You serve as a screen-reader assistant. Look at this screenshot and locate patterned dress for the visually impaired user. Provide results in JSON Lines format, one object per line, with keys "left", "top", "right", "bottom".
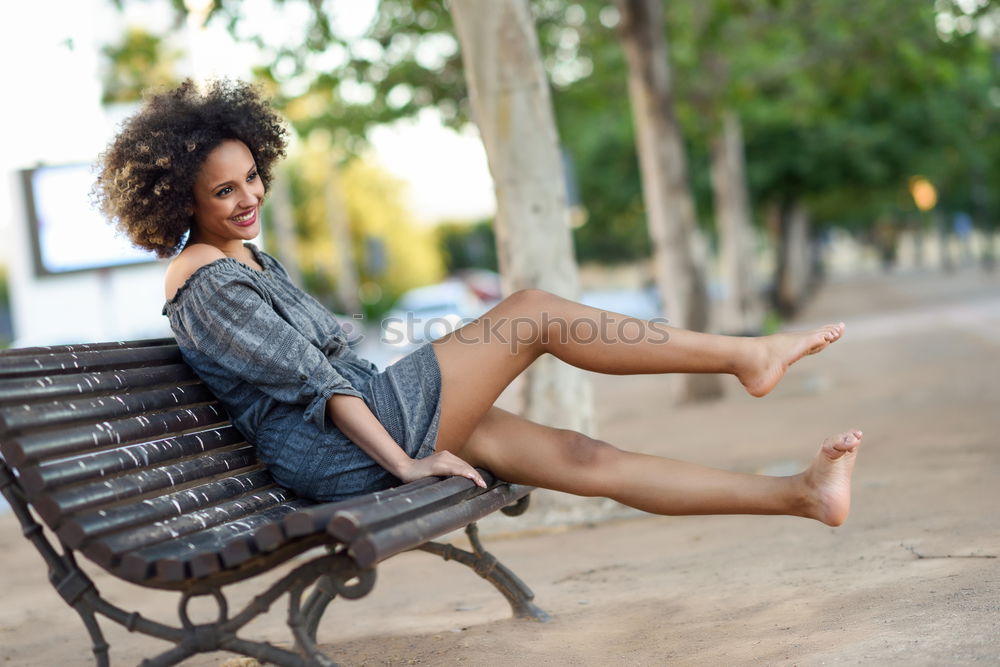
{"left": 163, "top": 244, "right": 442, "bottom": 501}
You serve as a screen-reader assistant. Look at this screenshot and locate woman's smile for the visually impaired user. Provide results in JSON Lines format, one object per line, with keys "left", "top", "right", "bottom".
{"left": 230, "top": 207, "right": 258, "bottom": 226}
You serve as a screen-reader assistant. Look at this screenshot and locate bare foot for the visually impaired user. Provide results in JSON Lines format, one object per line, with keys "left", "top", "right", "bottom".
{"left": 737, "top": 323, "right": 845, "bottom": 397}
{"left": 798, "top": 430, "right": 863, "bottom": 526}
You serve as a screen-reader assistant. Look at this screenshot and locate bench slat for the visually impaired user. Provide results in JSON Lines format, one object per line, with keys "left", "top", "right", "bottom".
{"left": 85, "top": 486, "right": 292, "bottom": 568}
{"left": 21, "top": 426, "right": 244, "bottom": 495}
{"left": 0, "top": 338, "right": 174, "bottom": 359}
{"left": 281, "top": 477, "right": 440, "bottom": 539}
{"left": 327, "top": 470, "right": 498, "bottom": 542}
{"left": 0, "top": 364, "right": 197, "bottom": 405}
{"left": 1, "top": 403, "right": 229, "bottom": 466}
{"left": 58, "top": 468, "right": 273, "bottom": 549}
{"left": 188, "top": 501, "right": 314, "bottom": 580}
{"left": 351, "top": 483, "right": 533, "bottom": 568}
{"left": 118, "top": 501, "right": 310, "bottom": 583}
{"left": 241, "top": 478, "right": 444, "bottom": 567}
{"left": 220, "top": 503, "right": 319, "bottom": 569}
{"left": 0, "top": 344, "right": 182, "bottom": 379}
{"left": 0, "top": 383, "right": 215, "bottom": 432}
{"left": 33, "top": 446, "right": 259, "bottom": 525}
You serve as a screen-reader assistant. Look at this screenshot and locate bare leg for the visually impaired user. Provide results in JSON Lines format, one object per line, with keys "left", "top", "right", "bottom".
{"left": 431, "top": 289, "right": 844, "bottom": 451}
{"left": 455, "top": 407, "right": 862, "bottom": 527}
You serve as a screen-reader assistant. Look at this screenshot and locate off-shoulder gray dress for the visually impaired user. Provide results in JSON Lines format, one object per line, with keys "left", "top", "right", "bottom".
{"left": 162, "top": 244, "right": 442, "bottom": 502}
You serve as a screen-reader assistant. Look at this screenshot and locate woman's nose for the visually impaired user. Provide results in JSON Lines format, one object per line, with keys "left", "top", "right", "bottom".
{"left": 237, "top": 184, "right": 262, "bottom": 206}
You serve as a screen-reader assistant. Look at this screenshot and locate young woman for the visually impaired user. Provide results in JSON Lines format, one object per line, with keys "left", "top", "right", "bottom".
{"left": 95, "top": 80, "right": 861, "bottom": 527}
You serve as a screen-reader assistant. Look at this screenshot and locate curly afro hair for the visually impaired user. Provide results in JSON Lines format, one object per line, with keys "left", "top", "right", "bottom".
{"left": 94, "top": 79, "right": 287, "bottom": 258}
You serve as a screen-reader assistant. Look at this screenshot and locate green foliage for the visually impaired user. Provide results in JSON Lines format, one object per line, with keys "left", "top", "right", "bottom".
{"left": 436, "top": 220, "right": 498, "bottom": 272}
{"left": 275, "top": 135, "right": 446, "bottom": 319}
{"left": 103, "top": 0, "right": 1000, "bottom": 265}
{"left": 0, "top": 264, "right": 10, "bottom": 349}
{"left": 673, "top": 0, "right": 998, "bottom": 232}
{"left": 232, "top": 0, "right": 468, "bottom": 157}
{"left": 539, "top": 2, "right": 652, "bottom": 263}
{"left": 101, "top": 27, "right": 182, "bottom": 103}
{"left": 0, "top": 264, "right": 8, "bottom": 308}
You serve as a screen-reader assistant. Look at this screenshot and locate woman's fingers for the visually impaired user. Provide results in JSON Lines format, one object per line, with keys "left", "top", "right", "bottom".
{"left": 429, "top": 452, "right": 487, "bottom": 488}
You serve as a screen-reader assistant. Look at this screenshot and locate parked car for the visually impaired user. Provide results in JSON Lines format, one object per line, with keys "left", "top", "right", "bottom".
{"left": 579, "top": 286, "right": 663, "bottom": 322}
{"left": 381, "top": 279, "right": 490, "bottom": 351}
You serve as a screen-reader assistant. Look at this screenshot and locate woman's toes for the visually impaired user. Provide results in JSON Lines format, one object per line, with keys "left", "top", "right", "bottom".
{"left": 835, "top": 435, "right": 855, "bottom": 452}
{"left": 821, "top": 431, "right": 859, "bottom": 456}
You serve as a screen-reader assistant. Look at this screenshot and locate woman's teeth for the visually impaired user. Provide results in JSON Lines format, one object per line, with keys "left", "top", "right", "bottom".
{"left": 232, "top": 210, "right": 255, "bottom": 222}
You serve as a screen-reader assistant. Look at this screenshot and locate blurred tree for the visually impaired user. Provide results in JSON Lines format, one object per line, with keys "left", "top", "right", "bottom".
{"left": 265, "top": 169, "right": 304, "bottom": 287}
{"left": 272, "top": 132, "right": 446, "bottom": 319}
{"left": 614, "top": 0, "right": 722, "bottom": 401}
{"left": 436, "top": 220, "right": 498, "bottom": 273}
{"left": 100, "top": 26, "right": 182, "bottom": 104}
{"left": 662, "top": 0, "right": 998, "bottom": 312}
{"left": 533, "top": 3, "right": 649, "bottom": 265}
{"left": 450, "top": 0, "right": 593, "bottom": 433}
{"left": 103, "top": 0, "right": 1000, "bottom": 293}
{"left": 0, "top": 265, "right": 11, "bottom": 348}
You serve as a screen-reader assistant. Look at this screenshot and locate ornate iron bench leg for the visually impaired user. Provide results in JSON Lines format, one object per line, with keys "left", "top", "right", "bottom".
{"left": 300, "top": 546, "right": 341, "bottom": 642}
{"left": 139, "top": 644, "right": 198, "bottom": 667}
{"left": 419, "top": 523, "right": 550, "bottom": 622}
{"left": 288, "top": 580, "right": 339, "bottom": 667}
{"left": 288, "top": 552, "right": 376, "bottom": 666}
{"left": 2, "top": 464, "right": 113, "bottom": 666}
{"left": 58, "top": 552, "right": 111, "bottom": 667}
{"left": 303, "top": 575, "right": 338, "bottom": 642}
{"left": 73, "top": 602, "right": 111, "bottom": 667}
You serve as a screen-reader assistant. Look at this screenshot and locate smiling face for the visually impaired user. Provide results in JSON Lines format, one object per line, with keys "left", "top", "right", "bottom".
{"left": 189, "top": 139, "right": 265, "bottom": 250}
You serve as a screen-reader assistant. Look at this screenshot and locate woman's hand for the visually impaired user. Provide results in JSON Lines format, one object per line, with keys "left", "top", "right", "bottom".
{"left": 324, "top": 395, "right": 486, "bottom": 489}
{"left": 396, "top": 451, "right": 488, "bottom": 488}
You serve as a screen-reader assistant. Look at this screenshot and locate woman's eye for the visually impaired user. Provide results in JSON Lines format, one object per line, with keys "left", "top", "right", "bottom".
{"left": 215, "top": 186, "right": 233, "bottom": 197}
{"left": 247, "top": 170, "right": 258, "bottom": 182}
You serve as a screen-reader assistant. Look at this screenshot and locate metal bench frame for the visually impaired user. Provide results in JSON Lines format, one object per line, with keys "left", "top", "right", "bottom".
{"left": 0, "top": 339, "right": 548, "bottom": 666}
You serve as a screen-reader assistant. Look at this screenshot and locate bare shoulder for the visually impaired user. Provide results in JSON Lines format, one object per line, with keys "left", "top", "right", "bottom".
{"left": 164, "top": 244, "right": 228, "bottom": 301}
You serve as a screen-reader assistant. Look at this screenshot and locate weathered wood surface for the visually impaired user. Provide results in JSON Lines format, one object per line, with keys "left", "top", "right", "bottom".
{"left": 350, "top": 482, "right": 532, "bottom": 568}
{"left": 120, "top": 500, "right": 312, "bottom": 583}
{"left": 58, "top": 467, "right": 270, "bottom": 549}
{"left": 0, "top": 363, "right": 196, "bottom": 404}
{"left": 1, "top": 402, "right": 229, "bottom": 466}
{"left": 24, "top": 426, "right": 244, "bottom": 494}
{"left": 87, "top": 486, "right": 294, "bottom": 569}
{"left": 1, "top": 338, "right": 532, "bottom": 592}
{"left": 281, "top": 477, "right": 439, "bottom": 538}
{"left": 327, "top": 470, "right": 499, "bottom": 541}
{"left": 33, "top": 446, "right": 259, "bottom": 525}
{"left": 0, "top": 343, "right": 181, "bottom": 378}
{"left": 0, "top": 383, "right": 215, "bottom": 432}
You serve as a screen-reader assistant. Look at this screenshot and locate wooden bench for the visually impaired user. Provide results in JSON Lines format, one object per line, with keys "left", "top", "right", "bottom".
{"left": 0, "top": 338, "right": 547, "bottom": 666}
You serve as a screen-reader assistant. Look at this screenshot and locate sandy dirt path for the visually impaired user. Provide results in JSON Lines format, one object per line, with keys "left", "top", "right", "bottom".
{"left": 1, "top": 268, "right": 998, "bottom": 665}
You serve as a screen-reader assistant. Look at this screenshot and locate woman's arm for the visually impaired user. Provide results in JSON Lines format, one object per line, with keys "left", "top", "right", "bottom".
{"left": 326, "top": 394, "right": 487, "bottom": 488}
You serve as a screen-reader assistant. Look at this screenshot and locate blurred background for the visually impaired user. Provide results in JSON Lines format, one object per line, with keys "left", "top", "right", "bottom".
{"left": 0, "top": 0, "right": 997, "bottom": 368}
{"left": 2, "top": 4, "right": 998, "bottom": 654}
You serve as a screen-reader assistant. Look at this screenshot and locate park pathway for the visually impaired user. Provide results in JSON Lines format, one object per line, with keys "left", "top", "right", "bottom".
{"left": 1, "top": 267, "right": 997, "bottom": 665}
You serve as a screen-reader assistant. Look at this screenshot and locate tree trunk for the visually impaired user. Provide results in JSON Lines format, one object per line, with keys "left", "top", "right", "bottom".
{"left": 774, "top": 199, "right": 813, "bottom": 316}
{"left": 710, "top": 110, "right": 764, "bottom": 335}
{"left": 934, "top": 212, "right": 954, "bottom": 273}
{"left": 450, "top": 0, "right": 593, "bottom": 434}
{"left": 614, "top": 0, "right": 722, "bottom": 401}
{"left": 324, "top": 165, "right": 362, "bottom": 315}
{"left": 268, "top": 171, "right": 302, "bottom": 287}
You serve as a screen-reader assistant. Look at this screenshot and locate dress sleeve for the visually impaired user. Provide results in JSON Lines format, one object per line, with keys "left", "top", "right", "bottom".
{"left": 174, "top": 261, "right": 364, "bottom": 431}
